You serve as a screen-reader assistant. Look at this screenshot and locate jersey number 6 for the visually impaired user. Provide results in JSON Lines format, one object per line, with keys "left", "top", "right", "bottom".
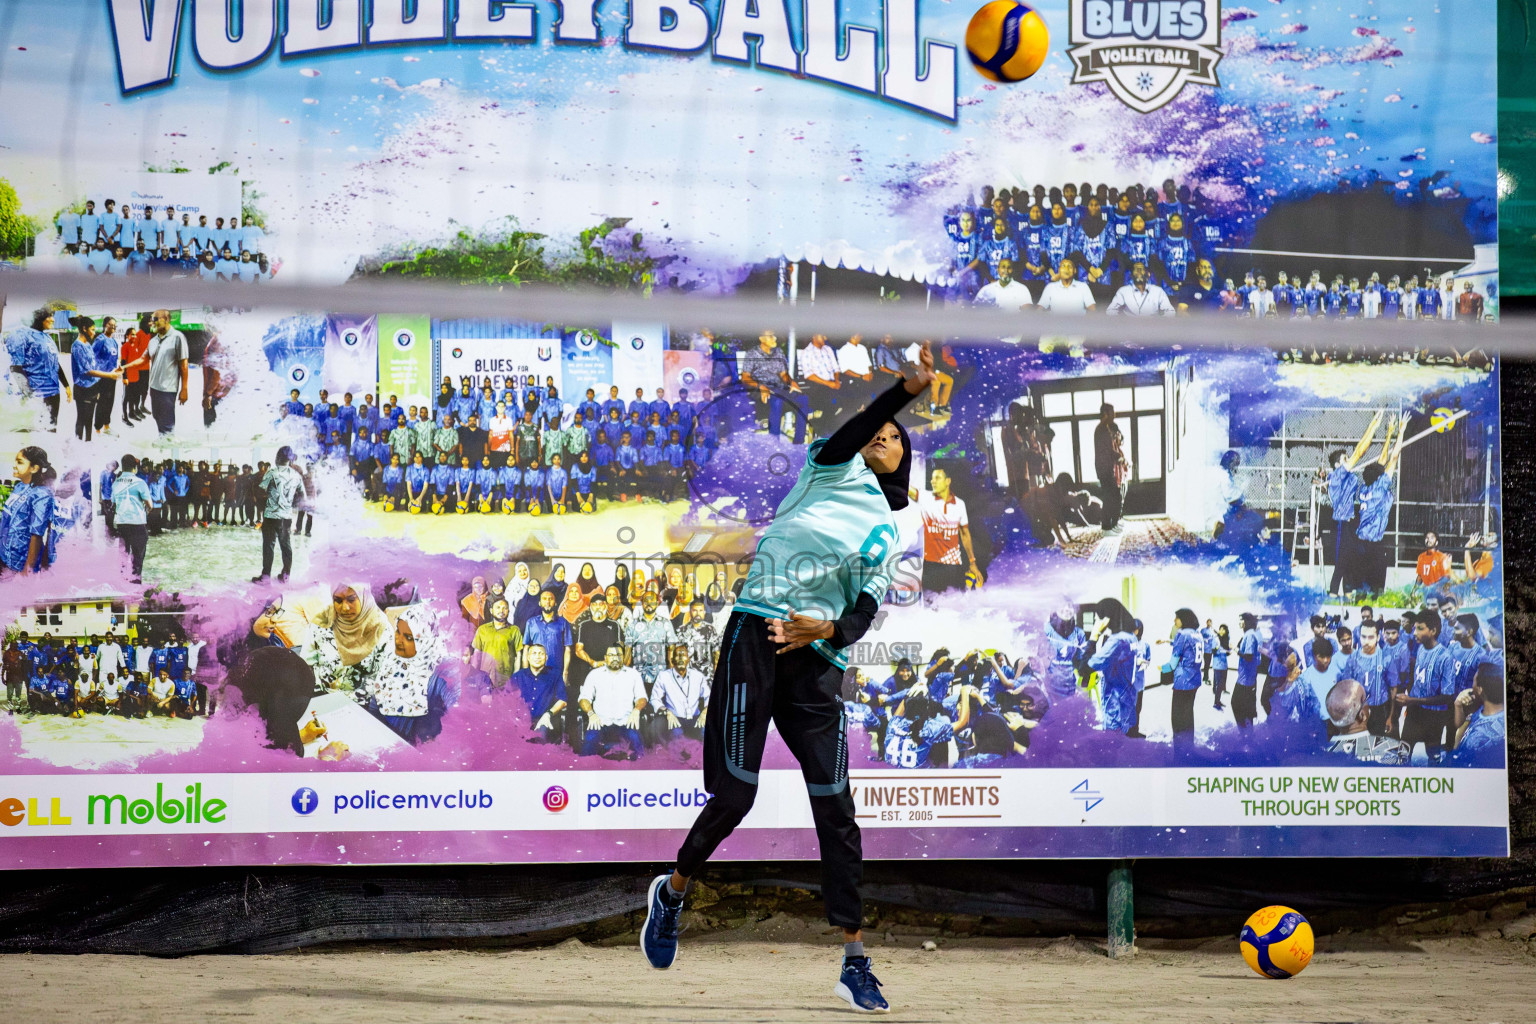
{"left": 858, "top": 524, "right": 898, "bottom": 568}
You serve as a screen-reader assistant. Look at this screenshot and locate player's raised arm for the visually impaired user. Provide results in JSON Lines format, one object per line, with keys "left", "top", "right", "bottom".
{"left": 1345, "top": 410, "right": 1383, "bottom": 470}
{"left": 813, "top": 341, "right": 934, "bottom": 467}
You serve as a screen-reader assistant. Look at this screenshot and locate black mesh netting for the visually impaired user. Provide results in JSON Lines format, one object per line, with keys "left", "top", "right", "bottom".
{"left": 1, "top": 345, "right": 1532, "bottom": 956}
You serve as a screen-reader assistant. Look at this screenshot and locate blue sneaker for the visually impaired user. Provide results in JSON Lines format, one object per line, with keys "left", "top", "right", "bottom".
{"left": 835, "top": 956, "right": 889, "bottom": 1013}
{"left": 640, "top": 874, "right": 683, "bottom": 969}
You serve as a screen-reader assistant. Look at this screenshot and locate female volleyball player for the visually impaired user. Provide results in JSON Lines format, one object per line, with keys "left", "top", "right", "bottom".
{"left": 640, "top": 341, "right": 936, "bottom": 1013}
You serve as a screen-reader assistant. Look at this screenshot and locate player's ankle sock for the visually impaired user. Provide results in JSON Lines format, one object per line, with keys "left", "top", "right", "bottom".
{"left": 843, "top": 941, "right": 865, "bottom": 961}
{"left": 664, "top": 876, "right": 687, "bottom": 902}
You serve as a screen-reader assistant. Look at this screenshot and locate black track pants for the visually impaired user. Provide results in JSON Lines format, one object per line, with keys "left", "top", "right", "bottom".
{"left": 675, "top": 611, "right": 863, "bottom": 930}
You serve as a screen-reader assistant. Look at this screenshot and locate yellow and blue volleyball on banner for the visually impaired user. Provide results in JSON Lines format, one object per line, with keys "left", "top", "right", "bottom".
{"left": 966, "top": 1, "right": 1050, "bottom": 83}
{"left": 1240, "top": 906, "right": 1314, "bottom": 979}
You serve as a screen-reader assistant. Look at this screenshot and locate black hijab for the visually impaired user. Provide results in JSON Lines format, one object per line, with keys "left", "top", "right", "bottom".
{"left": 876, "top": 419, "right": 913, "bottom": 511}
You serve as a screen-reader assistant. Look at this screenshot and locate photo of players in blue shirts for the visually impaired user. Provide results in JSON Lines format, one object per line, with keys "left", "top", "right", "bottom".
{"left": 51, "top": 197, "right": 275, "bottom": 285}
{"left": 1, "top": 599, "right": 213, "bottom": 757}
{"left": 941, "top": 180, "right": 1495, "bottom": 323}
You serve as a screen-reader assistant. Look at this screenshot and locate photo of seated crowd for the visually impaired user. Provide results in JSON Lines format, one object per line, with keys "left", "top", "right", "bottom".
{"left": 5, "top": 304, "right": 231, "bottom": 438}
{"left": 705, "top": 328, "right": 960, "bottom": 432}
{"left": 1025, "top": 585, "right": 1504, "bottom": 768}
{"left": 283, "top": 377, "right": 720, "bottom": 516}
{"left": 2, "top": 599, "right": 212, "bottom": 729}
{"left": 226, "top": 579, "right": 458, "bottom": 758}
{"left": 941, "top": 178, "right": 1494, "bottom": 321}
{"left": 51, "top": 199, "right": 275, "bottom": 283}
{"left": 458, "top": 556, "right": 736, "bottom": 760}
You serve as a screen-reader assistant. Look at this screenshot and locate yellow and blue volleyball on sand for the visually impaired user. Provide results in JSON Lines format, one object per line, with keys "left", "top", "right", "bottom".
{"left": 1240, "top": 906, "right": 1314, "bottom": 979}
{"left": 966, "top": 1, "right": 1049, "bottom": 83}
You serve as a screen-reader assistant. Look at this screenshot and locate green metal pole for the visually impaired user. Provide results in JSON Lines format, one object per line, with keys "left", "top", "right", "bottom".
{"left": 1107, "top": 859, "right": 1135, "bottom": 959}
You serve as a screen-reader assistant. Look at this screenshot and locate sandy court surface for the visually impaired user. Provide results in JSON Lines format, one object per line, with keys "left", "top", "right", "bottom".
{"left": 4, "top": 933, "right": 1532, "bottom": 1023}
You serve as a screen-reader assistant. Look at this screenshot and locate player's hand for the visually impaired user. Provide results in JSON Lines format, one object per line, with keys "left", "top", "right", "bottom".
{"left": 902, "top": 342, "right": 936, "bottom": 396}
{"left": 179, "top": 386, "right": 188, "bottom": 405}
{"left": 767, "top": 612, "right": 834, "bottom": 653}
{"left": 965, "top": 567, "right": 986, "bottom": 587}
{"left": 665, "top": 712, "right": 680, "bottom": 730}
{"left": 695, "top": 709, "right": 707, "bottom": 728}
{"left": 1455, "top": 689, "right": 1476, "bottom": 710}
{"left": 534, "top": 712, "right": 553, "bottom": 731}
{"left": 625, "top": 709, "right": 642, "bottom": 730}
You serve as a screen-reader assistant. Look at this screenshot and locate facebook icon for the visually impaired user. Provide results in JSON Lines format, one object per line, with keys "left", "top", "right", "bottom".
{"left": 291, "top": 787, "right": 319, "bottom": 815}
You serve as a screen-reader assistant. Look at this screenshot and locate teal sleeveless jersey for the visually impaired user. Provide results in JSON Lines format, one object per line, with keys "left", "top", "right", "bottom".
{"left": 735, "top": 439, "right": 900, "bottom": 669}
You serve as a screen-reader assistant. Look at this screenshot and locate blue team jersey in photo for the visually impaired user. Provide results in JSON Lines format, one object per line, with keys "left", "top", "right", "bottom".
{"left": 1408, "top": 643, "right": 1456, "bottom": 709}
{"left": 1019, "top": 225, "right": 1046, "bottom": 269}
{"left": 1458, "top": 708, "right": 1505, "bottom": 755}
{"left": 1073, "top": 228, "right": 1111, "bottom": 274}
{"left": 1043, "top": 625, "right": 1086, "bottom": 697}
{"left": 1088, "top": 631, "right": 1138, "bottom": 731}
{"left": 735, "top": 438, "right": 899, "bottom": 670}
{"left": 950, "top": 231, "right": 982, "bottom": 273}
{"left": 1344, "top": 289, "right": 1363, "bottom": 316}
{"left": 1172, "top": 628, "right": 1203, "bottom": 690}
{"left": 1121, "top": 232, "right": 1153, "bottom": 268}
{"left": 1355, "top": 476, "right": 1393, "bottom": 542}
{"left": 1159, "top": 235, "right": 1195, "bottom": 284}
{"left": 1042, "top": 222, "right": 1072, "bottom": 265}
{"left": 884, "top": 715, "right": 952, "bottom": 768}
{"left": 1447, "top": 642, "right": 1485, "bottom": 695}
{"left": 1327, "top": 466, "right": 1360, "bottom": 522}
{"left": 982, "top": 235, "right": 1019, "bottom": 278}
{"left": 1236, "top": 629, "right": 1261, "bottom": 687}
{"left": 1344, "top": 647, "right": 1389, "bottom": 706}
{"left": 1272, "top": 679, "right": 1322, "bottom": 723}
{"left": 1419, "top": 287, "right": 1442, "bottom": 316}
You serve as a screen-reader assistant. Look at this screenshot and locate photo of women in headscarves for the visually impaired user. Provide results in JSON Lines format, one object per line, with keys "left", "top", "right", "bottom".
{"left": 559, "top": 577, "right": 589, "bottom": 624}
{"left": 506, "top": 562, "right": 531, "bottom": 604}
{"left": 301, "top": 582, "right": 393, "bottom": 689}
{"left": 461, "top": 575, "right": 489, "bottom": 627}
{"left": 1087, "top": 597, "right": 1139, "bottom": 735}
{"left": 513, "top": 575, "right": 543, "bottom": 632}
{"left": 576, "top": 562, "right": 602, "bottom": 600}
{"left": 355, "top": 602, "right": 458, "bottom": 744}
{"left": 227, "top": 580, "right": 459, "bottom": 756}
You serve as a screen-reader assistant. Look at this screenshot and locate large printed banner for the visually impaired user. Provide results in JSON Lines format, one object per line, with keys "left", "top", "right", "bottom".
{"left": 0, "top": 0, "right": 1505, "bottom": 868}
